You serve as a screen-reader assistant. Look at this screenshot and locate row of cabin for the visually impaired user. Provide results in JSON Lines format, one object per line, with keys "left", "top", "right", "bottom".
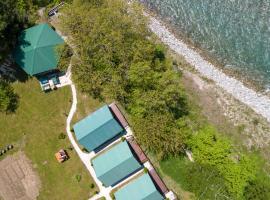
{"left": 73, "top": 103, "right": 170, "bottom": 200}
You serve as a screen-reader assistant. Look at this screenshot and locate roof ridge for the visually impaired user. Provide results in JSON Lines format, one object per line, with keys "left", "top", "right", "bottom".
{"left": 99, "top": 156, "right": 139, "bottom": 181}
{"left": 79, "top": 117, "right": 116, "bottom": 141}
{"left": 30, "top": 24, "right": 47, "bottom": 75}
{"left": 35, "top": 23, "right": 47, "bottom": 48}
{"left": 31, "top": 47, "right": 55, "bottom": 74}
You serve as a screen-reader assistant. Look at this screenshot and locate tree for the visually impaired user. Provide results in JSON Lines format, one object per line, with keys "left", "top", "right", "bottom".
{"left": 0, "top": 81, "right": 18, "bottom": 112}
{"left": 55, "top": 43, "right": 73, "bottom": 71}
{"left": 0, "top": 0, "right": 38, "bottom": 61}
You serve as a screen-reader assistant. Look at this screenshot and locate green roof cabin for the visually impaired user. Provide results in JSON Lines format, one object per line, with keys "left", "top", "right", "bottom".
{"left": 92, "top": 141, "right": 142, "bottom": 187}
{"left": 74, "top": 105, "right": 124, "bottom": 152}
{"left": 115, "top": 173, "right": 164, "bottom": 200}
{"left": 13, "top": 23, "right": 64, "bottom": 76}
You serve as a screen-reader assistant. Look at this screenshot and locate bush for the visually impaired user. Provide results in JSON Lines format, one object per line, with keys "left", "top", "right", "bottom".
{"left": 75, "top": 174, "right": 81, "bottom": 182}
{"left": 244, "top": 175, "right": 270, "bottom": 200}
{"left": 55, "top": 43, "right": 73, "bottom": 71}
{"left": 143, "top": 167, "right": 148, "bottom": 173}
{"left": 58, "top": 132, "right": 66, "bottom": 139}
{"left": 0, "top": 81, "right": 18, "bottom": 112}
{"left": 110, "top": 193, "right": 115, "bottom": 200}
{"left": 90, "top": 183, "right": 95, "bottom": 189}
{"left": 68, "top": 146, "right": 73, "bottom": 151}
{"left": 121, "top": 137, "right": 126, "bottom": 142}
{"left": 82, "top": 148, "right": 89, "bottom": 153}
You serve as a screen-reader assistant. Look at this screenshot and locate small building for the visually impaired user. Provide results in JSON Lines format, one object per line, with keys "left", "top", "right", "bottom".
{"left": 92, "top": 141, "right": 142, "bottom": 187}
{"left": 13, "top": 23, "right": 64, "bottom": 76}
{"left": 74, "top": 105, "right": 124, "bottom": 152}
{"left": 114, "top": 173, "right": 164, "bottom": 200}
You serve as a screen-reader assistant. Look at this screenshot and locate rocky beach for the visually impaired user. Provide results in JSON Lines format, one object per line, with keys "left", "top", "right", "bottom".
{"left": 148, "top": 15, "right": 270, "bottom": 124}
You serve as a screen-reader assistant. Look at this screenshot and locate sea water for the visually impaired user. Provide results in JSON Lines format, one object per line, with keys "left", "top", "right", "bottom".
{"left": 141, "top": 0, "right": 270, "bottom": 89}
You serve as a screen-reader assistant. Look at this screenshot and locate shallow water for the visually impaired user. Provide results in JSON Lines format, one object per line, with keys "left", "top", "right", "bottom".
{"left": 142, "top": 0, "right": 270, "bottom": 88}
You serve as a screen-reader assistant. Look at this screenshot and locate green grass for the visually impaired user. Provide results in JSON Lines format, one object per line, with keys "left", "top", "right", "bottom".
{"left": 0, "top": 78, "right": 96, "bottom": 200}
{"left": 160, "top": 156, "right": 230, "bottom": 200}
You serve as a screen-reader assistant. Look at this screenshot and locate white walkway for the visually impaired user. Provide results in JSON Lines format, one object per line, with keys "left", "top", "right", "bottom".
{"left": 64, "top": 69, "right": 177, "bottom": 199}
{"left": 65, "top": 73, "right": 112, "bottom": 199}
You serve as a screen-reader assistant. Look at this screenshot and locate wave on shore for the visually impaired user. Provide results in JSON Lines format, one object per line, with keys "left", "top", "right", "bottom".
{"left": 148, "top": 15, "right": 270, "bottom": 123}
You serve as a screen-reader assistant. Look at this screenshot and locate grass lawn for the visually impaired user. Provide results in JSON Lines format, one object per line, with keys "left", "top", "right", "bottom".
{"left": 72, "top": 89, "right": 104, "bottom": 124}
{"left": 0, "top": 78, "right": 97, "bottom": 200}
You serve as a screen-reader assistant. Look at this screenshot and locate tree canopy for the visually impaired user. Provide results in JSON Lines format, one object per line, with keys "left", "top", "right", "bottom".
{"left": 59, "top": 0, "right": 189, "bottom": 158}
{"left": 0, "top": 80, "right": 18, "bottom": 112}
{"left": 0, "top": 0, "right": 39, "bottom": 60}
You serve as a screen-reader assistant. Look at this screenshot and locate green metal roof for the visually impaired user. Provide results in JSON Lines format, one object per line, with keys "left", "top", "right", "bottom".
{"left": 13, "top": 23, "right": 64, "bottom": 75}
{"left": 115, "top": 173, "right": 164, "bottom": 200}
{"left": 92, "top": 141, "right": 142, "bottom": 187}
{"left": 74, "top": 105, "right": 124, "bottom": 151}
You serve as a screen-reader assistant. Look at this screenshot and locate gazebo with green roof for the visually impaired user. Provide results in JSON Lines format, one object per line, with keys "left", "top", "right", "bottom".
{"left": 92, "top": 141, "right": 142, "bottom": 187}
{"left": 13, "top": 23, "right": 64, "bottom": 75}
{"left": 115, "top": 173, "right": 164, "bottom": 200}
{"left": 74, "top": 105, "right": 124, "bottom": 152}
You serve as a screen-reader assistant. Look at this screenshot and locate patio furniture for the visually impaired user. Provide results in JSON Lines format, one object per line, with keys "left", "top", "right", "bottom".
{"left": 55, "top": 149, "right": 68, "bottom": 163}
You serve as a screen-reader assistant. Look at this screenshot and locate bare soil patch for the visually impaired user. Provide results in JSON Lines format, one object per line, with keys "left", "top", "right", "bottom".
{"left": 0, "top": 151, "right": 41, "bottom": 200}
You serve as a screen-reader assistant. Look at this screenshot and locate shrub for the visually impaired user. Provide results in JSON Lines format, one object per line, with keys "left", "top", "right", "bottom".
{"left": 55, "top": 43, "right": 73, "bottom": 71}
{"left": 68, "top": 146, "right": 73, "bottom": 151}
{"left": 244, "top": 175, "right": 270, "bottom": 200}
{"left": 82, "top": 148, "right": 89, "bottom": 153}
{"left": 75, "top": 174, "right": 81, "bottom": 182}
{"left": 0, "top": 81, "right": 18, "bottom": 112}
{"left": 58, "top": 132, "right": 66, "bottom": 139}
{"left": 143, "top": 167, "right": 148, "bottom": 173}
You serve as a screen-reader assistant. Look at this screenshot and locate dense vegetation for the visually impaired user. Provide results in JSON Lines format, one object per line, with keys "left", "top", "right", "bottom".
{"left": 59, "top": 0, "right": 189, "bottom": 159}
{"left": 58, "top": 0, "right": 270, "bottom": 199}
{"left": 0, "top": 0, "right": 38, "bottom": 60}
{"left": 56, "top": 43, "right": 73, "bottom": 71}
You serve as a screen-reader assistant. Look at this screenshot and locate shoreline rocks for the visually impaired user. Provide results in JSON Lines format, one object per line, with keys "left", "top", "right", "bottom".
{"left": 148, "top": 15, "right": 270, "bottom": 123}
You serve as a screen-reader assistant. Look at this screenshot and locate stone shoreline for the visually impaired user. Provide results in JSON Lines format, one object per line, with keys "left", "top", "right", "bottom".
{"left": 147, "top": 15, "right": 270, "bottom": 123}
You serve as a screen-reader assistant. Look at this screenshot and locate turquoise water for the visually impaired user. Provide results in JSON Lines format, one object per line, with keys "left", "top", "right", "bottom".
{"left": 142, "top": 0, "right": 270, "bottom": 88}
